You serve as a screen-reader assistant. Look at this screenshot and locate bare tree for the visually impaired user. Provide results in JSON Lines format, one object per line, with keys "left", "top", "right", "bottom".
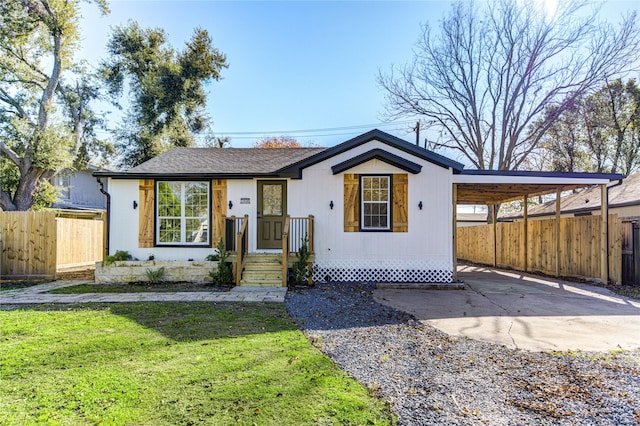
{"left": 379, "top": 0, "right": 640, "bottom": 173}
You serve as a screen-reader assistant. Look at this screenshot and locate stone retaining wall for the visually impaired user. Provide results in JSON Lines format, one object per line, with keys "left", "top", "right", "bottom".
{"left": 95, "top": 260, "right": 218, "bottom": 284}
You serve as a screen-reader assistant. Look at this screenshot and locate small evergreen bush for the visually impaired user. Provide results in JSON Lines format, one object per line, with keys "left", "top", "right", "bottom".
{"left": 291, "top": 234, "right": 311, "bottom": 286}
{"left": 208, "top": 239, "right": 233, "bottom": 285}
{"left": 102, "top": 250, "right": 133, "bottom": 266}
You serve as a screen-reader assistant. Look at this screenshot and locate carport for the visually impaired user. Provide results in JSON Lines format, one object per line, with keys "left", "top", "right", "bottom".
{"left": 451, "top": 170, "right": 624, "bottom": 283}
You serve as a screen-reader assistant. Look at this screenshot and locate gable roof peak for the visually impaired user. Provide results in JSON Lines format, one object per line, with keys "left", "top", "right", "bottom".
{"left": 278, "top": 128, "right": 464, "bottom": 178}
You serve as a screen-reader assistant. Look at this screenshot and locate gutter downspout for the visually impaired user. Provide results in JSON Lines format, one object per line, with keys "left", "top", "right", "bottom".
{"left": 606, "top": 179, "right": 624, "bottom": 284}
{"left": 97, "top": 177, "right": 110, "bottom": 257}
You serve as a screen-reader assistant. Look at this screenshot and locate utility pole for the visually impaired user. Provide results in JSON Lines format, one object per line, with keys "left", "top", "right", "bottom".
{"left": 413, "top": 121, "right": 420, "bottom": 146}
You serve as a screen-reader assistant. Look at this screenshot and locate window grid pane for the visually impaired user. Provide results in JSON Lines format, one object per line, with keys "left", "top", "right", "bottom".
{"left": 157, "top": 181, "right": 209, "bottom": 244}
{"left": 361, "top": 176, "right": 390, "bottom": 230}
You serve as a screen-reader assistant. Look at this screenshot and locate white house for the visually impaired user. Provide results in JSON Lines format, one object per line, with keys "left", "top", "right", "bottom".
{"left": 95, "top": 129, "right": 622, "bottom": 284}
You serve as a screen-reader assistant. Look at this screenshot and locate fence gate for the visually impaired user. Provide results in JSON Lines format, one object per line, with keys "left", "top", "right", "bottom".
{"left": 622, "top": 221, "right": 640, "bottom": 286}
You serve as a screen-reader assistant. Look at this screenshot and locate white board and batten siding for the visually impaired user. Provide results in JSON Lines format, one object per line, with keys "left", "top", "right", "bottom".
{"left": 286, "top": 140, "right": 454, "bottom": 283}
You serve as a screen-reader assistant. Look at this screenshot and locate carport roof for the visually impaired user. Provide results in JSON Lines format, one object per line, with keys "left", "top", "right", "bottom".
{"left": 452, "top": 170, "right": 624, "bottom": 204}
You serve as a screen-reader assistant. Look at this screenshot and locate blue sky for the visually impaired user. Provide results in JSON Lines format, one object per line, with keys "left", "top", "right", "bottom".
{"left": 79, "top": 0, "right": 639, "bottom": 151}
{"left": 80, "top": 1, "right": 452, "bottom": 148}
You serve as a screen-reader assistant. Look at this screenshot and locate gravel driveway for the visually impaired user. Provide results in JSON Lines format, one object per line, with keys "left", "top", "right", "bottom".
{"left": 285, "top": 283, "right": 640, "bottom": 425}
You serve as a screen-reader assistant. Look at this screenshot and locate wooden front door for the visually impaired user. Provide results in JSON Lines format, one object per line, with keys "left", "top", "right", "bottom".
{"left": 257, "top": 180, "right": 287, "bottom": 249}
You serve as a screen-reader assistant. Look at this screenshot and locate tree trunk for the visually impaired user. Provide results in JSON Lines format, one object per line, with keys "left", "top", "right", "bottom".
{"left": 486, "top": 204, "right": 501, "bottom": 224}
{"left": 12, "top": 170, "right": 40, "bottom": 211}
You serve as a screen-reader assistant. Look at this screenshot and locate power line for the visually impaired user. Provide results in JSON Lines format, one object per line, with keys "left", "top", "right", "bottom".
{"left": 209, "top": 121, "right": 415, "bottom": 136}
{"left": 91, "top": 120, "right": 417, "bottom": 140}
{"left": 196, "top": 130, "right": 389, "bottom": 140}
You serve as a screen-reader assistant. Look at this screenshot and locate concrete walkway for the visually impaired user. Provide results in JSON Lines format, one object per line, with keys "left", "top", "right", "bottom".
{"left": 375, "top": 265, "right": 640, "bottom": 352}
{"left": 0, "top": 281, "right": 287, "bottom": 304}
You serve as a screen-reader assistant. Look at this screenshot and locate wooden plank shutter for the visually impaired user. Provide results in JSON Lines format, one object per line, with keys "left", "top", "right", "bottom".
{"left": 211, "top": 179, "right": 227, "bottom": 246}
{"left": 344, "top": 174, "right": 359, "bottom": 232}
{"left": 138, "top": 179, "right": 155, "bottom": 247}
{"left": 392, "top": 174, "right": 408, "bottom": 232}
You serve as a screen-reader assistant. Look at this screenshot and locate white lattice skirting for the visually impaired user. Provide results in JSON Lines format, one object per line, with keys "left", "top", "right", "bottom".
{"left": 313, "top": 259, "right": 453, "bottom": 283}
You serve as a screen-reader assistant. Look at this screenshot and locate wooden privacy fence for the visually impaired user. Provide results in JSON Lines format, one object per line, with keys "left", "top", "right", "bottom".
{"left": 0, "top": 211, "right": 104, "bottom": 279}
{"left": 457, "top": 214, "right": 622, "bottom": 284}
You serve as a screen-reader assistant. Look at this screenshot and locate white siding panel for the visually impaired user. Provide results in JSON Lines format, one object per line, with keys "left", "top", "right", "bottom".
{"left": 108, "top": 179, "right": 215, "bottom": 261}
{"left": 108, "top": 179, "right": 138, "bottom": 256}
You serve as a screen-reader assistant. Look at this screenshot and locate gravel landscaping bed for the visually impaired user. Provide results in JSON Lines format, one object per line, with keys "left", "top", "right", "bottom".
{"left": 285, "top": 283, "right": 640, "bottom": 425}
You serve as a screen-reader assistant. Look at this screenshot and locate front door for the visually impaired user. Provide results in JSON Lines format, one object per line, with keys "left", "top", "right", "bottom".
{"left": 257, "top": 180, "right": 287, "bottom": 249}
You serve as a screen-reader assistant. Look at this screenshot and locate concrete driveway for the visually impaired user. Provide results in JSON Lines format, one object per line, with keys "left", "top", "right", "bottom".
{"left": 374, "top": 265, "right": 640, "bottom": 352}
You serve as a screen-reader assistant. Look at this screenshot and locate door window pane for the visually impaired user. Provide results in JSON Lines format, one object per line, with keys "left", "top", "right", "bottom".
{"left": 263, "top": 184, "right": 283, "bottom": 216}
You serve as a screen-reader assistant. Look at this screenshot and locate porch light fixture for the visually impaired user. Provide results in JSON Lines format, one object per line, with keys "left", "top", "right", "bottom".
{"left": 228, "top": 200, "right": 233, "bottom": 210}
{"left": 133, "top": 200, "right": 138, "bottom": 209}
{"left": 418, "top": 201, "right": 423, "bottom": 210}
{"left": 329, "top": 200, "right": 334, "bottom": 210}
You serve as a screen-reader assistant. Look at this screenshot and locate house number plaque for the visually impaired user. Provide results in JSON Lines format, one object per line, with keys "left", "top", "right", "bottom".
{"left": 240, "top": 198, "right": 250, "bottom": 204}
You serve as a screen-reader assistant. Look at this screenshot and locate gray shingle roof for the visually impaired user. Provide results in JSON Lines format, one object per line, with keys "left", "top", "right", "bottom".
{"left": 126, "top": 147, "right": 326, "bottom": 175}
{"left": 94, "top": 129, "right": 464, "bottom": 179}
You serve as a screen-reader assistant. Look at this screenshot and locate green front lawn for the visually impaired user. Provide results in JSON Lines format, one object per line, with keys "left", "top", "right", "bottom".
{"left": 0, "top": 303, "right": 394, "bottom": 425}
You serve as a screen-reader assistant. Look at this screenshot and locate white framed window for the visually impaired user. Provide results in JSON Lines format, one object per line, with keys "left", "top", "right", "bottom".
{"left": 156, "top": 181, "right": 209, "bottom": 245}
{"left": 54, "top": 174, "right": 71, "bottom": 200}
{"left": 361, "top": 175, "right": 390, "bottom": 231}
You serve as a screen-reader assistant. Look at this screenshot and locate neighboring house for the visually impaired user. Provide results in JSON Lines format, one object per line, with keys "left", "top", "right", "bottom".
{"left": 456, "top": 211, "right": 488, "bottom": 227}
{"left": 501, "top": 172, "right": 640, "bottom": 221}
{"left": 53, "top": 165, "right": 109, "bottom": 210}
{"left": 95, "top": 129, "right": 621, "bottom": 283}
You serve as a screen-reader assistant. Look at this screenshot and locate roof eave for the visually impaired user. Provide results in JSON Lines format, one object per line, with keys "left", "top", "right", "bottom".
{"left": 93, "top": 171, "right": 280, "bottom": 179}
{"left": 458, "top": 169, "right": 625, "bottom": 181}
{"left": 331, "top": 148, "right": 422, "bottom": 175}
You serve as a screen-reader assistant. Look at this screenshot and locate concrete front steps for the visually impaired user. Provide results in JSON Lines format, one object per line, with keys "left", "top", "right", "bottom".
{"left": 239, "top": 254, "right": 284, "bottom": 287}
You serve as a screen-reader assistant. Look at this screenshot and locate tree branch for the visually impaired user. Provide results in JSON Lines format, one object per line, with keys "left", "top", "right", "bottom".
{"left": 0, "top": 140, "right": 21, "bottom": 166}
{"left": 0, "top": 87, "right": 34, "bottom": 123}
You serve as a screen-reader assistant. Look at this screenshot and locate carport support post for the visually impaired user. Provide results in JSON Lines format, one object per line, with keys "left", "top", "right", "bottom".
{"left": 452, "top": 183, "right": 458, "bottom": 282}
{"left": 492, "top": 204, "right": 497, "bottom": 267}
{"left": 523, "top": 195, "right": 528, "bottom": 272}
{"left": 555, "top": 189, "right": 561, "bottom": 277}
{"left": 601, "top": 184, "right": 608, "bottom": 284}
